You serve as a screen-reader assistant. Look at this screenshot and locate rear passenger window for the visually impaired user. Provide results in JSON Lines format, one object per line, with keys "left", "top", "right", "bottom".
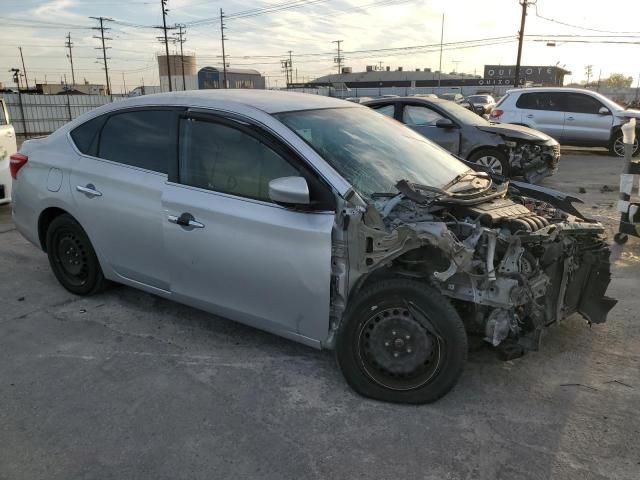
{"left": 516, "top": 92, "right": 564, "bottom": 111}
{"left": 70, "top": 115, "right": 107, "bottom": 157}
{"left": 373, "top": 105, "right": 395, "bottom": 117}
{"left": 179, "top": 118, "right": 300, "bottom": 202}
{"left": 98, "top": 110, "right": 178, "bottom": 174}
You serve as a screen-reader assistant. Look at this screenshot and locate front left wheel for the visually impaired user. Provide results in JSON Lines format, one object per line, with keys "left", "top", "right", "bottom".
{"left": 46, "top": 213, "right": 108, "bottom": 296}
{"left": 336, "top": 279, "right": 468, "bottom": 404}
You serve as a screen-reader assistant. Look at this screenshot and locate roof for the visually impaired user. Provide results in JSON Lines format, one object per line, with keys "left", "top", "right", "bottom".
{"left": 505, "top": 87, "right": 599, "bottom": 94}
{"left": 199, "top": 67, "right": 262, "bottom": 76}
{"left": 74, "top": 89, "right": 358, "bottom": 115}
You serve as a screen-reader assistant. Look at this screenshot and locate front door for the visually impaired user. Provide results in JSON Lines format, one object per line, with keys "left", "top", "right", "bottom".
{"left": 69, "top": 108, "right": 182, "bottom": 291}
{"left": 162, "top": 113, "right": 335, "bottom": 344}
{"left": 562, "top": 93, "right": 614, "bottom": 144}
{"left": 401, "top": 104, "right": 461, "bottom": 154}
{"left": 0, "top": 99, "right": 17, "bottom": 204}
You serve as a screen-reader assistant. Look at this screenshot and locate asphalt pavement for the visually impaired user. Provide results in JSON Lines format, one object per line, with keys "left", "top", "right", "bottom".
{"left": 0, "top": 151, "right": 639, "bottom": 480}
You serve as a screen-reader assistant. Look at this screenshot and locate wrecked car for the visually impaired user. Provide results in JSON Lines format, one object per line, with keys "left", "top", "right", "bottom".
{"left": 11, "top": 91, "right": 616, "bottom": 404}
{"left": 364, "top": 96, "right": 561, "bottom": 184}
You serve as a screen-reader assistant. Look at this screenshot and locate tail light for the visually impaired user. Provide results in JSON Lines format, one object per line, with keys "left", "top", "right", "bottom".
{"left": 490, "top": 109, "right": 504, "bottom": 119}
{"left": 9, "top": 153, "right": 28, "bottom": 179}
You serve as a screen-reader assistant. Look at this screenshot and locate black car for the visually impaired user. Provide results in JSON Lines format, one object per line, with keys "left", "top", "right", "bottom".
{"left": 363, "top": 97, "right": 561, "bottom": 183}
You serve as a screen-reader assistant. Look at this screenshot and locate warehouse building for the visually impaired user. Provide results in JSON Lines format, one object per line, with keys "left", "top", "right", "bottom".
{"left": 198, "top": 67, "right": 266, "bottom": 90}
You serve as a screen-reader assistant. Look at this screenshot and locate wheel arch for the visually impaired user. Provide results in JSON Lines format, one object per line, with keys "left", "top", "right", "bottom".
{"left": 38, "top": 207, "right": 71, "bottom": 252}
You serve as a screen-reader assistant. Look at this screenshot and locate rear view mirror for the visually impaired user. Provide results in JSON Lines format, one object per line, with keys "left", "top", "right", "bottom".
{"left": 599, "top": 107, "right": 610, "bottom": 115}
{"left": 269, "top": 176, "right": 310, "bottom": 206}
{"left": 436, "top": 118, "right": 455, "bottom": 129}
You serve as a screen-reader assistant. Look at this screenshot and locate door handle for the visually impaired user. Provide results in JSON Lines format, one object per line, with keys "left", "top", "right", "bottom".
{"left": 526, "top": 114, "right": 534, "bottom": 119}
{"left": 168, "top": 212, "right": 204, "bottom": 229}
{"left": 76, "top": 184, "right": 102, "bottom": 197}
{"left": 566, "top": 116, "right": 575, "bottom": 121}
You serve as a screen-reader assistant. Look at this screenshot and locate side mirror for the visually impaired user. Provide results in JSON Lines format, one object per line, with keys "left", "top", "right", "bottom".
{"left": 269, "top": 176, "right": 310, "bottom": 206}
{"left": 436, "top": 118, "right": 455, "bottom": 129}
{"left": 599, "top": 106, "right": 611, "bottom": 115}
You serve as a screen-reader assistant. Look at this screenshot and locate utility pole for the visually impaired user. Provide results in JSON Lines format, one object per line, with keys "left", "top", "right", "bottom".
{"left": 65, "top": 32, "right": 76, "bottom": 86}
{"left": 585, "top": 65, "right": 593, "bottom": 86}
{"left": 289, "top": 50, "right": 294, "bottom": 86}
{"left": 438, "top": 14, "right": 444, "bottom": 88}
{"left": 18, "top": 47, "right": 29, "bottom": 90}
{"left": 156, "top": 0, "right": 173, "bottom": 92}
{"left": 220, "top": 8, "right": 228, "bottom": 88}
{"left": 174, "top": 24, "right": 187, "bottom": 91}
{"left": 90, "top": 16, "right": 113, "bottom": 95}
{"left": 514, "top": 0, "right": 529, "bottom": 88}
{"left": 333, "top": 40, "right": 343, "bottom": 74}
{"left": 122, "top": 72, "right": 127, "bottom": 95}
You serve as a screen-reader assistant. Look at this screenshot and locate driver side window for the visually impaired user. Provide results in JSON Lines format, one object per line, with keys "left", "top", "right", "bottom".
{"left": 179, "top": 118, "right": 300, "bottom": 202}
{"left": 402, "top": 105, "right": 445, "bottom": 126}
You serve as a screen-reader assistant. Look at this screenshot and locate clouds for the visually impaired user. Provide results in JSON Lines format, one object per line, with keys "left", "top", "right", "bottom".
{"left": 1, "top": 0, "right": 639, "bottom": 91}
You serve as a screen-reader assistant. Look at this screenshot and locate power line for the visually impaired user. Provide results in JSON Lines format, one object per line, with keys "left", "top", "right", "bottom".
{"left": 533, "top": 5, "right": 640, "bottom": 35}
{"left": 90, "top": 16, "right": 114, "bottom": 95}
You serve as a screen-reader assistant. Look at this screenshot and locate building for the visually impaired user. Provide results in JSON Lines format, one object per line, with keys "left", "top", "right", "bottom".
{"left": 483, "top": 65, "right": 571, "bottom": 86}
{"left": 36, "top": 82, "right": 106, "bottom": 95}
{"left": 304, "top": 66, "right": 480, "bottom": 90}
{"left": 198, "top": 67, "right": 265, "bottom": 90}
{"left": 157, "top": 54, "right": 198, "bottom": 92}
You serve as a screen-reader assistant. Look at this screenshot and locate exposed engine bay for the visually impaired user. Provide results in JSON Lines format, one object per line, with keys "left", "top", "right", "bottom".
{"left": 506, "top": 140, "right": 560, "bottom": 184}
{"left": 328, "top": 171, "right": 616, "bottom": 354}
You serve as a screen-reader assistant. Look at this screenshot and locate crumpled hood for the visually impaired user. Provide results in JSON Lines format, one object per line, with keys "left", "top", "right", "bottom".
{"left": 476, "top": 123, "right": 555, "bottom": 143}
{"left": 615, "top": 108, "right": 640, "bottom": 120}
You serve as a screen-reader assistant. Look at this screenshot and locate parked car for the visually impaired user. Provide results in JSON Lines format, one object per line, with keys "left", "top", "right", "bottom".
{"left": 364, "top": 96, "right": 560, "bottom": 183}
{"left": 466, "top": 94, "right": 497, "bottom": 115}
{"left": 344, "top": 96, "right": 373, "bottom": 104}
{"left": 491, "top": 87, "right": 640, "bottom": 157}
{"left": 0, "top": 98, "right": 18, "bottom": 205}
{"left": 11, "top": 91, "right": 616, "bottom": 404}
{"left": 438, "top": 92, "right": 464, "bottom": 103}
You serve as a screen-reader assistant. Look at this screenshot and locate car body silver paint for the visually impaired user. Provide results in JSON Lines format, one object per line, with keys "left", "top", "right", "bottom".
{"left": 12, "top": 91, "right": 351, "bottom": 349}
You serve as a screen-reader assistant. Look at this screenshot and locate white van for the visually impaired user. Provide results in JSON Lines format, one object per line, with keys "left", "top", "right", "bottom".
{"left": 0, "top": 98, "right": 18, "bottom": 204}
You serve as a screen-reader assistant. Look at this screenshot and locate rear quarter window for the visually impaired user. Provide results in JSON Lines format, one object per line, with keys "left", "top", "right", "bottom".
{"left": 70, "top": 115, "right": 107, "bottom": 157}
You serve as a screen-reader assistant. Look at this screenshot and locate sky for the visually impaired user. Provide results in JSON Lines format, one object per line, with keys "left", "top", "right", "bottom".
{"left": 1, "top": 0, "right": 640, "bottom": 92}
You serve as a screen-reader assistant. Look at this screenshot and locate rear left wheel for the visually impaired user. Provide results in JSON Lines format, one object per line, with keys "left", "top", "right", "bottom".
{"left": 46, "top": 214, "right": 108, "bottom": 296}
{"left": 336, "top": 279, "right": 467, "bottom": 404}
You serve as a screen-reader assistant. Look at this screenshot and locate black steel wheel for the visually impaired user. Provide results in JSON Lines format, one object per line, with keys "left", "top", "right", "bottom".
{"left": 336, "top": 279, "right": 467, "bottom": 404}
{"left": 46, "top": 214, "right": 108, "bottom": 295}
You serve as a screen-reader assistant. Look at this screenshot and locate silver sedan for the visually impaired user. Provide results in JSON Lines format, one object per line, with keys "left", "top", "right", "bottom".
{"left": 11, "top": 90, "right": 615, "bottom": 403}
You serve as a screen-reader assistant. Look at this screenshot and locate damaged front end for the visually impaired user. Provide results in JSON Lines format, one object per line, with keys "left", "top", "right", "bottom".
{"left": 329, "top": 173, "right": 616, "bottom": 353}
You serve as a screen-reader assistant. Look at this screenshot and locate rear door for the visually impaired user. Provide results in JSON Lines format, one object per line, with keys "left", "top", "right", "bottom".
{"left": 0, "top": 99, "right": 17, "bottom": 203}
{"left": 562, "top": 93, "right": 613, "bottom": 144}
{"left": 400, "top": 104, "right": 461, "bottom": 154}
{"left": 69, "top": 107, "right": 182, "bottom": 291}
{"left": 162, "top": 112, "right": 335, "bottom": 343}
{"left": 515, "top": 92, "right": 566, "bottom": 140}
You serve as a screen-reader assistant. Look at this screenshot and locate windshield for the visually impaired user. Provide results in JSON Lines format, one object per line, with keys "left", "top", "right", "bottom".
{"left": 275, "top": 107, "right": 469, "bottom": 198}
{"left": 437, "top": 101, "right": 489, "bottom": 126}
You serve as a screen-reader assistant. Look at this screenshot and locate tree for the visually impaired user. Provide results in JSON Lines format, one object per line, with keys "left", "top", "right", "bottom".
{"left": 601, "top": 73, "right": 633, "bottom": 88}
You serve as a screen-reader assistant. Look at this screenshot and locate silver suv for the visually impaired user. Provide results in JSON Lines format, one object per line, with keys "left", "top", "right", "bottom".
{"left": 11, "top": 91, "right": 616, "bottom": 404}
{"left": 491, "top": 87, "right": 640, "bottom": 156}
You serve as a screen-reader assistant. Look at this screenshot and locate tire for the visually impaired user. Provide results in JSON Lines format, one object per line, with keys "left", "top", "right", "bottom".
{"left": 335, "top": 279, "right": 468, "bottom": 404}
{"left": 609, "top": 130, "right": 640, "bottom": 157}
{"left": 46, "top": 213, "right": 108, "bottom": 296}
{"left": 468, "top": 148, "right": 510, "bottom": 176}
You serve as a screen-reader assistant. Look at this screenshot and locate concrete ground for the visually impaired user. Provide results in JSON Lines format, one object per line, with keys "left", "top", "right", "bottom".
{"left": 0, "top": 151, "right": 639, "bottom": 480}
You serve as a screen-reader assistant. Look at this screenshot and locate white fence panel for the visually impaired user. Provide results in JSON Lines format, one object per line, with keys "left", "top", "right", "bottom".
{"left": 0, "top": 93, "right": 124, "bottom": 137}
